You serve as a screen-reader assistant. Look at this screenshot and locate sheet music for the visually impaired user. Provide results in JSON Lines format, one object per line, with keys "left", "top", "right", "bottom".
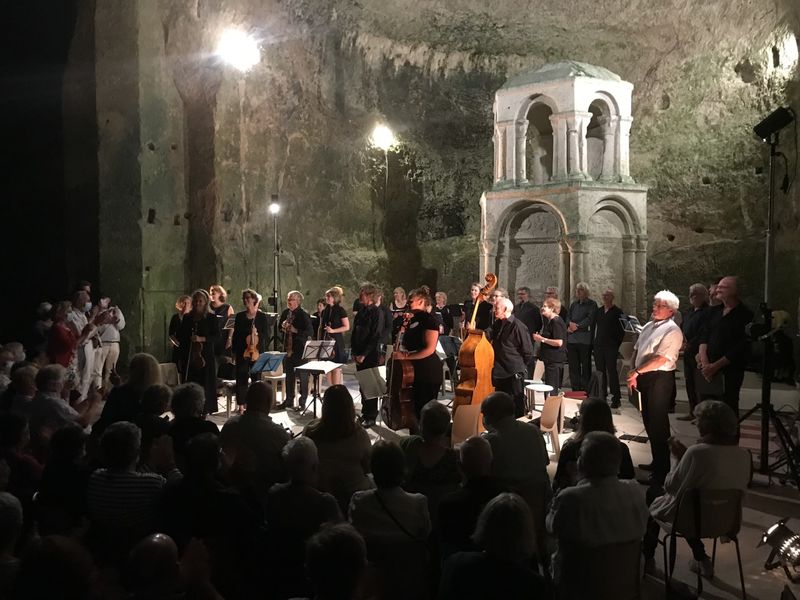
{"left": 355, "top": 366, "right": 387, "bottom": 400}
{"left": 296, "top": 360, "right": 343, "bottom": 374}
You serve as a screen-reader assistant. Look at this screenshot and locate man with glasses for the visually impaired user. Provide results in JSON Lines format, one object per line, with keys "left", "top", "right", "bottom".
{"left": 626, "top": 291, "right": 684, "bottom": 485}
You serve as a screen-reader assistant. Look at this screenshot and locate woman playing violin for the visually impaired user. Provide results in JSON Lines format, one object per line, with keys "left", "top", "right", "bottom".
{"left": 391, "top": 286, "right": 443, "bottom": 419}
{"left": 231, "top": 289, "right": 269, "bottom": 412}
{"left": 319, "top": 286, "right": 350, "bottom": 386}
{"left": 177, "top": 289, "right": 220, "bottom": 415}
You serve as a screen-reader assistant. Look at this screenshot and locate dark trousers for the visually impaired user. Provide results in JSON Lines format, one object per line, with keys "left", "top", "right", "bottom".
{"left": 412, "top": 382, "right": 442, "bottom": 419}
{"left": 638, "top": 371, "right": 675, "bottom": 483}
{"left": 284, "top": 355, "right": 309, "bottom": 407}
{"left": 593, "top": 344, "right": 621, "bottom": 402}
{"left": 493, "top": 373, "right": 525, "bottom": 418}
{"left": 683, "top": 352, "right": 699, "bottom": 412}
{"left": 526, "top": 356, "right": 538, "bottom": 380}
{"left": 235, "top": 360, "right": 261, "bottom": 406}
{"left": 357, "top": 351, "right": 381, "bottom": 419}
{"left": 722, "top": 368, "right": 745, "bottom": 417}
{"left": 542, "top": 361, "right": 563, "bottom": 396}
{"left": 642, "top": 485, "right": 706, "bottom": 560}
{"left": 567, "top": 343, "right": 592, "bottom": 391}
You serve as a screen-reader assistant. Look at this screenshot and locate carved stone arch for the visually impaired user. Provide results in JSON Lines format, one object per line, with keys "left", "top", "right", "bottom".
{"left": 495, "top": 200, "right": 569, "bottom": 301}
{"left": 593, "top": 195, "right": 641, "bottom": 235}
{"left": 517, "top": 95, "right": 559, "bottom": 185}
{"left": 585, "top": 94, "right": 619, "bottom": 181}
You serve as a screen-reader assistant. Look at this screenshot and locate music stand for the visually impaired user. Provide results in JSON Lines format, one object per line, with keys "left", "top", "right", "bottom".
{"left": 249, "top": 351, "right": 286, "bottom": 376}
{"left": 296, "top": 340, "right": 340, "bottom": 417}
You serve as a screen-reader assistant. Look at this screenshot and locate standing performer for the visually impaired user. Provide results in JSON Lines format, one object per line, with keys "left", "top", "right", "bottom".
{"left": 177, "top": 290, "right": 220, "bottom": 415}
{"left": 168, "top": 295, "right": 191, "bottom": 375}
{"left": 514, "top": 286, "right": 543, "bottom": 378}
{"left": 486, "top": 297, "right": 534, "bottom": 417}
{"left": 534, "top": 297, "right": 568, "bottom": 395}
{"left": 278, "top": 290, "right": 313, "bottom": 410}
{"left": 351, "top": 283, "right": 382, "bottom": 427}
{"left": 231, "top": 289, "right": 269, "bottom": 412}
{"left": 433, "top": 291, "right": 454, "bottom": 335}
{"left": 320, "top": 286, "right": 351, "bottom": 385}
{"left": 389, "top": 287, "right": 408, "bottom": 321}
{"left": 392, "top": 286, "right": 443, "bottom": 419}
{"left": 463, "top": 282, "right": 493, "bottom": 332}
{"left": 209, "top": 284, "right": 234, "bottom": 358}
{"left": 593, "top": 289, "right": 625, "bottom": 408}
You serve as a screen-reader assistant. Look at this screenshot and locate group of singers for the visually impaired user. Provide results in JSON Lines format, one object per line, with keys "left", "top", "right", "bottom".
{"left": 168, "top": 281, "right": 571, "bottom": 423}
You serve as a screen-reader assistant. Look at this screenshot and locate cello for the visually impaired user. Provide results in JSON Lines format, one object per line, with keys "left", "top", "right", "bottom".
{"left": 452, "top": 273, "right": 497, "bottom": 420}
{"left": 382, "top": 311, "right": 417, "bottom": 431}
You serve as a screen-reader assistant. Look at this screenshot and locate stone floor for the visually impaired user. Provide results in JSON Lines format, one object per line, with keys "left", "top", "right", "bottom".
{"left": 209, "top": 364, "right": 800, "bottom": 599}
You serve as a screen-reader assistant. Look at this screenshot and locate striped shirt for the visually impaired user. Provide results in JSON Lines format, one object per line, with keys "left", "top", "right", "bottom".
{"left": 87, "top": 468, "right": 166, "bottom": 534}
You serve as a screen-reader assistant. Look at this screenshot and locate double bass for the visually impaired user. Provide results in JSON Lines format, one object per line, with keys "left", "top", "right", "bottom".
{"left": 453, "top": 273, "right": 497, "bottom": 420}
{"left": 382, "top": 311, "right": 417, "bottom": 431}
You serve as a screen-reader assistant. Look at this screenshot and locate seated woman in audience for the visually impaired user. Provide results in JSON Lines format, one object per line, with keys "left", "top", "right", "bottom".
{"left": 439, "top": 493, "right": 549, "bottom": 600}
{"left": 0, "top": 413, "right": 42, "bottom": 524}
{"left": 552, "top": 398, "right": 634, "bottom": 492}
{"left": 94, "top": 353, "right": 162, "bottom": 437}
{"left": 304, "top": 385, "right": 373, "bottom": 512}
{"left": 399, "top": 400, "right": 460, "bottom": 527}
{"left": 134, "top": 383, "right": 172, "bottom": 472}
{"left": 168, "top": 383, "right": 219, "bottom": 469}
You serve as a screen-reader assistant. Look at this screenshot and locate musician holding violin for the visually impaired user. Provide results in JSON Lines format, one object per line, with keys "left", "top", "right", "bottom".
{"left": 231, "top": 289, "right": 269, "bottom": 412}
{"left": 176, "top": 289, "right": 220, "bottom": 415}
{"left": 278, "top": 290, "right": 314, "bottom": 411}
{"left": 319, "top": 286, "right": 350, "bottom": 386}
{"left": 391, "top": 286, "right": 443, "bottom": 419}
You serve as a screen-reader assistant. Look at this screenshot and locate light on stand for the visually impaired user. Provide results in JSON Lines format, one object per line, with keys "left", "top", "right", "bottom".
{"left": 269, "top": 195, "right": 281, "bottom": 350}
{"left": 216, "top": 28, "right": 261, "bottom": 72}
{"left": 269, "top": 202, "right": 280, "bottom": 215}
{"left": 370, "top": 123, "right": 397, "bottom": 151}
{"left": 759, "top": 518, "right": 800, "bottom": 582}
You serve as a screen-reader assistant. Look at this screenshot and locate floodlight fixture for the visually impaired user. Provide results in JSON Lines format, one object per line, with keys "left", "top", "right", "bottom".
{"left": 269, "top": 202, "right": 280, "bottom": 215}
{"left": 216, "top": 28, "right": 261, "bottom": 72}
{"left": 753, "top": 107, "right": 794, "bottom": 142}
{"left": 759, "top": 518, "right": 800, "bottom": 582}
{"left": 370, "top": 124, "right": 397, "bottom": 151}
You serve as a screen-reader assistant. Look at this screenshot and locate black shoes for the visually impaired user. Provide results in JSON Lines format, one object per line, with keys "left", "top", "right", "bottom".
{"left": 359, "top": 415, "right": 376, "bottom": 428}
{"left": 638, "top": 463, "right": 654, "bottom": 471}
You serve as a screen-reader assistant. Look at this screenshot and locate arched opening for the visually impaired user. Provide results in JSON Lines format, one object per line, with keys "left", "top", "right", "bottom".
{"left": 586, "top": 204, "right": 628, "bottom": 309}
{"left": 586, "top": 99, "right": 610, "bottom": 180}
{"left": 498, "top": 203, "right": 565, "bottom": 299}
{"left": 526, "top": 103, "right": 554, "bottom": 184}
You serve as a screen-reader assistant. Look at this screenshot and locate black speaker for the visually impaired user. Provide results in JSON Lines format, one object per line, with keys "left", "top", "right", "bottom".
{"left": 753, "top": 107, "right": 794, "bottom": 141}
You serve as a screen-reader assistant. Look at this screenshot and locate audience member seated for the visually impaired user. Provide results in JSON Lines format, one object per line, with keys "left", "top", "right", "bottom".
{"left": 438, "top": 436, "right": 506, "bottom": 560}
{"left": 0, "top": 413, "right": 42, "bottom": 519}
{"left": 94, "top": 352, "right": 162, "bottom": 437}
{"left": 400, "top": 400, "right": 460, "bottom": 529}
{"left": 0, "top": 492, "right": 23, "bottom": 597}
{"left": 439, "top": 493, "right": 550, "bottom": 600}
{"left": 349, "top": 440, "right": 431, "bottom": 600}
{"left": 168, "top": 383, "right": 219, "bottom": 469}
{"left": 36, "top": 423, "right": 91, "bottom": 535}
{"left": 159, "top": 433, "right": 263, "bottom": 599}
{"left": 5, "top": 365, "right": 37, "bottom": 416}
{"left": 552, "top": 399, "right": 635, "bottom": 492}
{"left": 12, "top": 535, "right": 98, "bottom": 600}
{"left": 219, "top": 381, "right": 289, "bottom": 513}
{"left": 303, "top": 384, "right": 373, "bottom": 513}
{"left": 547, "top": 431, "right": 648, "bottom": 587}
{"left": 643, "top": 400, "right": 751, "bottom": 578}
{"left": 87, "top": 421, "right": 179, "bottom": 565}
{"left": 134, "top": 384, "right": 172, "bottom": 472}
{"left": 266, "top": 436, "right": 343, "bottom": 598}
{"left": 303, "top": 523, "right": 368, "bottom": 600}
{"left": 480, "top": 391, "right": 551, "bottom": 555}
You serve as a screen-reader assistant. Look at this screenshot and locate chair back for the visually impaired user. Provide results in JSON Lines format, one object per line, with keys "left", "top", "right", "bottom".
{"left": 540, "top": 393, "right": 563, "bottom": 431}
{"left": 618, "top": 342, "right": 634, "bottom": 361}
{"left": 451, "top": 403, "right": 481, "bottom": 446}
{"left": 532, "top": 360, "right": 545, "bottom": 381}
{"left": 559, "top": 538, "right": 641, "bottom": 600}
{"left": 158, "top": 363, "right": 180, "bottom": 387}
{"left": 673, "top": 489, "right": 743, "bottom": 539}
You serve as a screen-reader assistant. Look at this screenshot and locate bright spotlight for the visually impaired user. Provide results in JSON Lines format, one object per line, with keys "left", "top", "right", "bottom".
{"left": 216, "top": 28, "right": 261, "bottom": 72}
{"left": 269, "top": 202, "right": 280, "bottom": 215}
{"left": 370, "top": 124, "right": 397, "bottom": 151}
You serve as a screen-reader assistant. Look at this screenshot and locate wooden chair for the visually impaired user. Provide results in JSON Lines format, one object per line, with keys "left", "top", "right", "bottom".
{"left": 451, "top": 404, "right": 481, "bottom": 447}
{"left": 656, "top": 489, "right": 746, "bottom": 599}
{"left": 261, "top": 363, "right": 287, "bottom": 407}
{"left": 559, "top": 539, "right": 641, "bottom": 599}
{"left": 534, "top": 393, "right": 563, "bottom": 457}
{"left": 158, "top": 362, "right": 180, "bottom": 387}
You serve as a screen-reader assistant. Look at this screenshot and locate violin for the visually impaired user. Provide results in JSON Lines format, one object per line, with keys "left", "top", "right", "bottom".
{"left": 243, "top": 315, "right": 260, "bottom": 362}
{"left": 382, "top": 311, "right": 417, "bottom": 431}
{"left": 283, "top": 311, "right": 295, "bottom": 358}
{"left": 453, "top": 273, "right": 497, "bottom": 421}
{"left": 189, "top": 320, "right": 206, "bottom": 371}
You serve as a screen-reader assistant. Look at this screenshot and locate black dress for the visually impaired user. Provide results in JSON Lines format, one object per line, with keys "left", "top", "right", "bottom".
{"left": 463, "top": 299, "right": 493, "bottom": 331}
{"left": 401, "top": 310, "right": 444, "bottom": 417}
{"left": 319, "top": 304, "right": 348, "bottom": 363}
{"left": 433, "top": 305, "right": 454, "bottom": 336}
{"left": 168, "top": 313, "right": 184, "bottom": 367}
{"left": 212, "top": 302, "right": 232, "bottom": 357}
{"left": 177, "top": 312, "right": 220, "bottom": 414}
{"left": 231, "top": 310, "right": 270, "bottom": 404}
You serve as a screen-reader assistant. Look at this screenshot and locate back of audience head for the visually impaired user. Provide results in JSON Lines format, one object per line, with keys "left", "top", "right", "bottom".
{"left": 125, "top": 533, "right": 181, "bottom": 597}
{"left": 127, "top": 353, "right": 162, "bottom": 390}
{"left": 244, "top": 381, "right": 274, "bottom": 413}
{"left": 170, "top": 383, "right": 205, "bottom": 419}
{"left": 575, "top": 399, "right": 616, "bottom": 441}
{"left": 14, "top": 535, "right": 96, "bottom": 599}
{"left": 458, "top": 436, "right": 492, "bottom": 480}
{"left": 11, "top": 365, "right": 37, "bottom": 397}
{"left": 472, "top": 493, "right": 536, "bottom": 563}
{"left": 100, "top": 421, "right": 141, "bottom": 470}
{"left": 305, "top": 523, "right": 367, "bottom": 600}
{"left": 47, "top": 423, "right": 87, "bottom": 464}
{"left": 184, "top": 433, "right": 220, "bottom": 480}
{"left": 694, "top": 400, "right": 739, "bottom": 444}
{"left": 141, "top": 384, "right": 171, "bottom": 417}
{"left": 420, "top": 400, "right": 450, "bottom": 441}
{"left": 480, "top": 391, "right": 515, "bottom": 429}
{"left": 35, "top": 364, "right": 66, "bottom": 394}
{"left": 311, "top": 384, "right": 356, "bottom": 441}
{"left": 578, "top": 431, "right": 622, "bottom": 480}
{"left": 0, "top": 492, "right": 22, "bottom": 555}
{"left": 282, "top": 436, "right": 319, "bottom": 484}
{"left": 370, "top": 440, "right": 405, "bottom": 489}
{"left": 4, "top": 342, "right": 25, "bottom": 364}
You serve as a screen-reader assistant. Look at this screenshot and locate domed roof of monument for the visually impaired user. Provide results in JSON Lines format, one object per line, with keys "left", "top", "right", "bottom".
{"left": 501, "top": 60, "right": 622, "bottom": 89}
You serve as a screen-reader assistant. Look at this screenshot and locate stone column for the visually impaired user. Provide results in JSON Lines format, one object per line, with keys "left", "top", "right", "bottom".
{"left": 559, "top": 241, "right": 571, "bottom": 299}
{"left": 566, "top": 114, "right": 580, "bottom": 178}
{"left": 577, "top": 111, "right": 593, "bottom": 180}
{"left": 549, "top": 114, "right": 568, "bottom": 181}
{"left": 515, "top": 119, "right": 529, "bottom": 184}
{"left": 567, "top": 235, "right": 588, "bottom": 289}
{"left": 635, "top": 236, "right": 648, "bottom": 319}
{"left": 529, "top": 138, "right": 546, "bottom": 184}
{"left": 621, "top": 235, "right": 636, "bottom": 314}
{"left": 599, "top": 115, "right": 618, "bottom": 182}
{"left": 493, "top": 125, "right": 504, "bottom": 184}
{"left": 617, "top": 116, "right": 634, "bottom": 183}
{"left": 504, "top": 122, "right": 517, "bottom": 183}
{"left": 480, "top": 237, "right": 499, "bottom": 280}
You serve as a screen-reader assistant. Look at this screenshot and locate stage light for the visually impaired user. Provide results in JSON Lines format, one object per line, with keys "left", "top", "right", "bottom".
{"left": 753, "top": 107, "right": 794, "bottom": 142}
{"left": 759, "top": 518, "right": 800, "bottom": 582}
{"left": 370, "top": 124, "right": 397, "bottom": 151}
{"left": 269, "top": 202, "right": 280, "bottom": 215}
{"left": 216, "top": 28, "right": 261, "bottom": 72}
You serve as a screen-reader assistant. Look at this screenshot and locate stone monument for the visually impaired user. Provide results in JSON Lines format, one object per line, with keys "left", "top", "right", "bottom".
{"left": 480, "top": 60, "right": 648, "bottom": 317}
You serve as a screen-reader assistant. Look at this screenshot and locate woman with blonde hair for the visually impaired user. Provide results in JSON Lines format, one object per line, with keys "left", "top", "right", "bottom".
{"left": 168, "top": 295, "right": 191, "bottom": 372}
{"left": 94, "top": 353, "right": 162, "bottom": 435}
{"left": 177, "top": 290, "right": 220, "bottom": 415}
{"left": 320, "top": 286, "right": 350, "bottom": 385}
{"left": 209, "top": 284, "right": 234, "bottom": 362}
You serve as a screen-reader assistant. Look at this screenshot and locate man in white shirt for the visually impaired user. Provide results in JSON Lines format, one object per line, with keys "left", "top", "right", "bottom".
{"left": 94, "top": 295, "right": 125, "bottom": 390}
{"left": 66, "top": 289, "right": 95, "bottom": 399}
{"left": 626, "top": 290, "right": 684, "bottom": 484}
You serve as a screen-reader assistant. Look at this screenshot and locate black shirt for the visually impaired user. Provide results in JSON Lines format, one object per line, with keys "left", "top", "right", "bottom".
{"left": 593, "top": 305, "right": 625, "bottom": 348}
{"left": 700, "top": 303, "right": 754, "bottom": 370}
{"left": 351, "top": 304, "right": 381, "bottom": 357}
{"left": 552, "top": 437, "right": 635, "bottom": 492}
{"left": 682, "top": 304, "right": 710, "bottom": 354}
{"left": 463, "top": 299, "right": 493, "bottom": 331}
{"left": 539, "top": 316, "right": 567, "bottom": 364}
{"left": 433, "top": 305, "right": 455, "bottom": 336}
{"left": 486, "top": 315, "right": 534, "bottom": 379}
{"left": 231, "top": 311, "right": 269, "bottom": 360}
{"left": 401, "top": 310, "right": 442, "bottom": 383}
{"left": 513, "top": 301, "right": 542, "bottom": 336}
{"left": 376, "top": 303, "right": 393, "bottom": 344}
{"left": 279, "top": 307, "right": 313, "bottom": 357}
